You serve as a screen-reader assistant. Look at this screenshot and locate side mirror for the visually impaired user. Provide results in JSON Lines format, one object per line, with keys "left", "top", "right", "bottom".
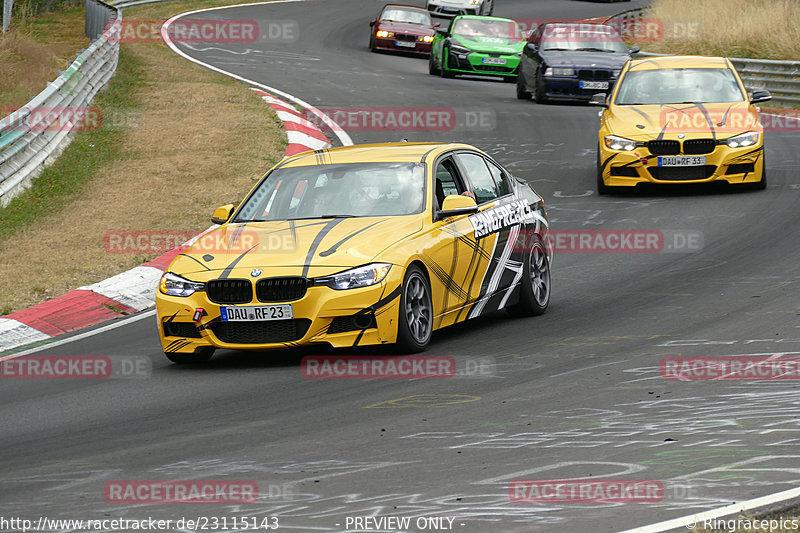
{"left": 750, "top": 89, "right": 772, "bottom": 104}
{"left": 436, "top": 27, "right": 448, "bottom": 35}
{"left": 433, "top": 22, "right": 441, "bottom": 28}
{"left": 629, "top": 46, "right": 640, "bottom": 54}
{"left": 525, "top": 43, "right": 537, "bottom": 52}
{"left": 369, "top": 19, "right": 376, "bottom": 27}
{"left": 211, "top": 204, "right": 235, "bottom": 225}
{"left": 589, "top": 93, "right": 608, "bottom": 108}
{"left": 436, "top": 195, "right": 478, "bottom": 220}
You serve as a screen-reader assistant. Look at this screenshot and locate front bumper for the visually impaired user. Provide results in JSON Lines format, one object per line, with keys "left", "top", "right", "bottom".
{"left": 155, "top": 269, "right": 405, "bottom": 354}
{"left": 446, "top": 50, "right": 520, "bottom": 77}
{"left": 542, "top": 77, "right": 617, "bottom": 101}
{"left": 426, "top": 2, "right": 479, "bottom": 16}
{"left": 598, "top": 140, "right": 765, "bottom": 187}
{"left": 374, "top": 36, "right": 432, "bottom": 55}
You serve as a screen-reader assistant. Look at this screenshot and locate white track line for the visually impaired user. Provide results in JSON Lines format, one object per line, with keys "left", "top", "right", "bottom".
{"left": 160, "top": 0, "right": 353, "bottom": 147}
{"left": 617, "top": 486, "right": 800, "bottom": 532}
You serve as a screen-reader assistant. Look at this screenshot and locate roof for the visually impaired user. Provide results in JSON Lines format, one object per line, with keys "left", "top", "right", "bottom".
{"left": 281, "top": 142, "right": 477, "bottom": 167}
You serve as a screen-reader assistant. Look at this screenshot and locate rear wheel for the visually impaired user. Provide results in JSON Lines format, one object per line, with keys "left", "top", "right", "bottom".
{"left": 516, "top": 73, "right": 532, "bottom": 99}
{"left": 507, "top": 237, "right": 550, "bottom": 317}
{"left": 165, "top": 347, "right": 215, "bottom": 365}
{"left": 396, "top": 266, "right": 433, "bottom": 353}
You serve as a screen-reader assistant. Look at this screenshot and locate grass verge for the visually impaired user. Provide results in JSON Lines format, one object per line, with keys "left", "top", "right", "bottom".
{"left": 643, "top": 0, "right": 800, "bottom": 60}
{"left": 0, "top": 0, "right": 287, "bottom": 315}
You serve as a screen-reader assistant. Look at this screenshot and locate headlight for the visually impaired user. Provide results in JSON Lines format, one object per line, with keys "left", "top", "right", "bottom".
{"left": 469, "top": 0, "right": 480, "bottom": 4}
{"left": 316, "top": 263, "right": 392, "bottom": 290}
{"left": 604, "top": 135, "right": 638, "bottom": 151}
{"left": 545, "top": 67, "right": 575, "bottom": 77}
{"left": 159, "top": 272, "right": 205, "bottom": 297}
{"left": 376, "top": 30, "right": 393, "bottom": 38}
{"left": 449, "top": 44, "right": 472, "bottom": 55}
{"left": 420, "top": 35, "right": 434, "bottom": 43}
{"left": 722, "top": 132, "right": 759, "bottom": 148}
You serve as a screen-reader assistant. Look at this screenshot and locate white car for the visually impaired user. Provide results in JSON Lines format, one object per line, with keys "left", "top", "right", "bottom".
{"left": 426, "top": 0, "right": 494, "bottom": 17}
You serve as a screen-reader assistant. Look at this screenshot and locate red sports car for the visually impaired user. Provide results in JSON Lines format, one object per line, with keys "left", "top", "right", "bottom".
{"left": 369, "top": 4, "right": 437, "bottom": 56}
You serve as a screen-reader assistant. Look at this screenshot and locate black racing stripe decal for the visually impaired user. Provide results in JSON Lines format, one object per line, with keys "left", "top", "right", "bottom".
{"left": 301, "top": 219, "right": 346, "bottom": 278}
{"left": 655, "top": 120, "right": 670, "bottom": 141}
{"left": 601, "top": 153, "right": 618, "bottom": 174}
{"left": 369, "top": 285, "right": 402, "bottom": 311}
{"left": 289, "top": 220, "right": 297, "bottom": 245}
{"left": 631, "top": 106, "right": 653, "bottom": 126}
{"left": 694, "top": 103, "right": 716, "bottom": 140}
{"left": 352, "top": 329, "right": 367, "bottom": 347}
{"left": 424, "top": 258, "right": 470, "bottom": 302}
{"left": 177, "top": 254, "right": 211, "bottom": 270}
{"left": 718, "top": 105, "right": 733, "bottom": 127}
{"left": 320, "top": 221, "right": 384, "bottom": 257}
{"left": 165, "top": 340, "right": 192, "bottom": 353}
{"left": 440, "top": 226, "right": 491, "bottom": 261}
{"left": 218, "top": 245, "right": 258, "bottom": 279}
{"left": 454, "top": 233, "right": 484, "bottom": 324}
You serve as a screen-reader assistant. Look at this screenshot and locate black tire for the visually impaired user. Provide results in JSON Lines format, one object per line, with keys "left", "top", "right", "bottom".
{"left": 516, "top": 73, "right": 532, "bottom": 99}
{"left": 369, "top": 35, "right": 376, "bottom": 52}
{"left": 429, "top": 54, "right": 441, "bottom": 75}
{"left": 597, "top": 145, "right": 611, "bottom": 195}
{"left": 503, "top": 74, "right": 517, "bottom": 83}
{"left": 165, "top": 346, "right": 215, "bottom": 365}
{"left": 507, "top": 237, "right": 551, "bottom": 317}
{"left": 396, "top": 265, "right": 433, "bottom": 353}
{"left": 441, "top": 48, "right": 455, "bottom": 78}
{"left": 533, "top": 69, "right": 547, "bottom": 103}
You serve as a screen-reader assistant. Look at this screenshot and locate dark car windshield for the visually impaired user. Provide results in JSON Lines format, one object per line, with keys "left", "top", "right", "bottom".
{"left": 234, "top": 162, "right": 426, "bottom": 221}
{"left": 615, "top": 68, "right": 746, "bottom": 105}
{"left": 381, "top": 8, "right": 431, "bottom": 25}
{"left": 452, "top": 18, "right": 523, "bottom": 41}
{"left": 541, "top": 25, "right": 628, "bottom": 53}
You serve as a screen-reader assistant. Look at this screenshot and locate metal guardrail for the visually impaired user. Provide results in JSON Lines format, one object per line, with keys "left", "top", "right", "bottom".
{"left": 0, "top": 0, "right": 120, "bottom": 207}
{"left": 602, "top": 7, "right": 800, "bottom": 109}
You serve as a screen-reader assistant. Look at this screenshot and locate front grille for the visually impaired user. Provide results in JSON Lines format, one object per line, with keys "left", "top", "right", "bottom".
{"left": 474, "top": 65, "right": 515, "bottom": 73}
{"left": 163, "top": 322, "right": 202, "bottom": 338}
{"left": 647, "top": 140, "right": 680, "bottom": 156}
{"left": 683, "top": 139, "right": 717, "bottom": 155}
{"left": 209, "top": 319, "right": 311, "bottom": 344}
{"left": 578, "top": 69, "right": 611, "bottom": 81}
{"left": 328, "top": 314, "right": 377, "bottom": 334}
{"left": 394, "top": 33, "right": 416, "bottom": 42}
{"left": 206, "top": 279, "right": 253, "bottom": 304}
{"left": 256, "top": 277, "right": 308, "bottom": 302}
{"left": 726, "top": 163, "right": 755, "bottom": 175}
{"left": 610, "top": 166, "right": 639, "bottom": 177}
{"left": 648, "top": 165, "right": 716, "bottom": 181}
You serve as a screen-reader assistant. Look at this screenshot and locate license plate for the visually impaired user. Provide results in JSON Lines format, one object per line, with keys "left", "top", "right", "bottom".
{"left": 220, "top": 304, "right": 293, "bottom": 322}
{"left": 482, "top": 57, "right": 507, "bottom": 65}
{"left": 580, "top": 81, "right": 609, "bottom": 90}
{"left": 658, "top": 156, "right": 707, "bottom": 167}
{"left": 395, "top": 40, "right": 417, "bottom": 48}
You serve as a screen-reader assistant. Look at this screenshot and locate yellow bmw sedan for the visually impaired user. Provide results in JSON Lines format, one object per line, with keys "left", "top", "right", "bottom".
{"left": 592, "top": 55, "right": 771, "bottom": 194}
{"left": 155, "top": 143, "right": 551, "bottom": 363}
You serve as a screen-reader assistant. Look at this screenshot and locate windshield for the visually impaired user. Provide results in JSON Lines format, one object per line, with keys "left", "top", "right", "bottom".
{"left": 541, "top": 25, "right": 628, "bottom": 53}
{"left": 615, "top": 68, "right": 746, "bottom": 105}
{"left": 380, "top": 8, "right": 431, "bottom": 25}
{"left": 452, "top": 18, "right": 523, "bottom": 41}
{"left": 235, "top": 162, "right": 426, "bottom": 221}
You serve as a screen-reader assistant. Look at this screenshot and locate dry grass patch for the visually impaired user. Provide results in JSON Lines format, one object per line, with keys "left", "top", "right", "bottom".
{"left": 0, "top": 6, "right": 90, "bottom": 116}
{"left": 645, "top": 0, "right": 800, "bottom": 59}
{"left": 0, "top": 1, "right": 287, "bottom": 314}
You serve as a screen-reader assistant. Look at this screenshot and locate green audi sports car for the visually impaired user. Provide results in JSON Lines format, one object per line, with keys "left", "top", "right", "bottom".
{"left": 429, "top": 15, "right": 525, "bottom": 81}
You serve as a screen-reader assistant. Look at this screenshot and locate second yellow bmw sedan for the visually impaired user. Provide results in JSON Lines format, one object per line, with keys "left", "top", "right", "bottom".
{"left": 591, "top": 55, "right": 771, "bottom": 194}
{"left": 155, "top": 143, "right": 551, "bottom": 363}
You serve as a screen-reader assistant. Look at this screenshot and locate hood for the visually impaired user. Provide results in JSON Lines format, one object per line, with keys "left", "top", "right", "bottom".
{"left": 605, "top": 102, "right": 760, "bottom": 140}
{"left": 169, "top": 217, "right": 423, "bottom": 278}
{"left": 438, "top": 0, "right": 471, "bottom": 6}
{"left": 540, "top": 49, "right": 629, "bottom": 69}
{"left": 453, "top": 34, "right": 524, "bottom": 54}
{"left": 379, "top": 20, "right": 434, "bottom": 35}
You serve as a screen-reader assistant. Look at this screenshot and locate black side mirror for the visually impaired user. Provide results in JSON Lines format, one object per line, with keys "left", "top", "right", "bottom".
{"left": 525, "top": 43, "right": 537, "bottom": 53}
{"left": 629, "top": 46, "right": 640, "bottom": 54}
{"left": 750, "top": 89, "right": 772, "bottom": 104}
{"left": 369, "top": 19, "right": 376, "bottom": 27}
{"left": 589, "top": 93, "right": 608, "bottom": 108}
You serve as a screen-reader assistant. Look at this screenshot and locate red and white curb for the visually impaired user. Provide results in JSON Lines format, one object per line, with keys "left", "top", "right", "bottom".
{"left": 0, "top": 92, "right": 334, "bottom": 354}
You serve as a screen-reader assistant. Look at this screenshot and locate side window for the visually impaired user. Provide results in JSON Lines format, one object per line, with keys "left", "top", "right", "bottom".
{"left": 434, "top": 157, "right": 464, "bottom": 209}
{"left": 485, "top": 159, "right": 511, "bottom": 198}
{"left": 455, "top": 153, "right": 499, "bottom": 204}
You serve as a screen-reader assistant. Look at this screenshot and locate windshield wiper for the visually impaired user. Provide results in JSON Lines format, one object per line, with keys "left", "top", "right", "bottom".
{"left": 575, "top": 47, "right": 616, "bottom": 52}
{"left": 542, "top": 47, "right": 570, "bottom": 51}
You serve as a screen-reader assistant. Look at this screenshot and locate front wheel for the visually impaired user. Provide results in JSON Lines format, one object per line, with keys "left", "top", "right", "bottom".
{"left": 533, "top": 70, "right": 547, "bottom": 103}
{"left": 165, "top": 346, "right": 215, "bottom": 365}
{"left": 507, "top": 237, "right": 550, "bottom": 317}
{"left": 396, "top": 266, "right": 433, "bottom": 353}
{"left": 441, "top": 49, "right": 455, "bottom": 78}
{"left": 429, "top": 54, "right": 441, "bottom": 75}
{"left": 517, "top": 73, "right": 532, "bottom": 99}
